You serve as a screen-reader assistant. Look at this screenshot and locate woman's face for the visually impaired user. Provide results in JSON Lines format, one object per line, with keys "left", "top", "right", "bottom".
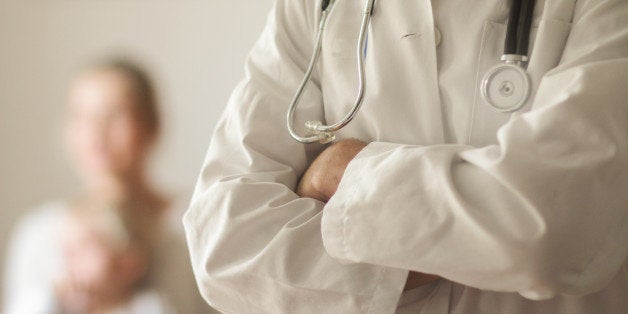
{"left": 65, "top": 70, "right": 152, "bottom": 184}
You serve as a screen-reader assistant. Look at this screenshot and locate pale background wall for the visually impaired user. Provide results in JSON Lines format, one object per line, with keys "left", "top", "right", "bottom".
{"left": 0, "top": 0, "right": 274, "bottom": 308}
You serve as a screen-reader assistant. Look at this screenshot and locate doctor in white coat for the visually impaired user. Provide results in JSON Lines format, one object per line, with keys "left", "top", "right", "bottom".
{"left": 184, "top": 0, "right": 627, "bottom": 312}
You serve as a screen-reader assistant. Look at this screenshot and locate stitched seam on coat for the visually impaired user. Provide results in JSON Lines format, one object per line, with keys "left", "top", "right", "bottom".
{"left": 466, "top": 21, "right": 490, "bottom": 145}
{"left": 340, "top": 197, "right": 352, "bottom": 262}
{"left": 344, "top": 160, "right": 389, "bottom": 314}
{"left": 341, "top": 164, "right": 381, "bottom": 313}
{"left": 340, "top": 168, "right": 362, "bottom": 263}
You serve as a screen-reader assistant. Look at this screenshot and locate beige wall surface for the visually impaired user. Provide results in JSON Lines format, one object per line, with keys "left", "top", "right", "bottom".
{"left": 0, "top": 0, "right": 274, "bottom": 308}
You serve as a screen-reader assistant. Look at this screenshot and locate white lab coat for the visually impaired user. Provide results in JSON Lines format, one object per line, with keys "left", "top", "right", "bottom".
{"left": 184, "top": 0, "right": 628, "bottom": 312}
{"left": 3, "top": 201, "right": 212, "bottom": 314}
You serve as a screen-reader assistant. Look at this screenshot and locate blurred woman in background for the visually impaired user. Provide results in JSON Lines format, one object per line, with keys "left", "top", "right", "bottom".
{"left": 3, "top": 59, "right": 211, "bottom": 313}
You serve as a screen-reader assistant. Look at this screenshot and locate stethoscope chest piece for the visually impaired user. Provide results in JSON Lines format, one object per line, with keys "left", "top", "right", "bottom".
{"left": 480, "top": 0, "right": 536, "bottom": 113}
{"left": 481, "top": 62, "right": 530, "bottom": 113}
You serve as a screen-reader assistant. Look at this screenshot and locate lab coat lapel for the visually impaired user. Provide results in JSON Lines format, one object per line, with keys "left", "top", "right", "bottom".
{"left": 321, "top": 0, "right": 444, "bottom": 145}
{"left": 367, "top": 0, "right": 444, "bottom": 145}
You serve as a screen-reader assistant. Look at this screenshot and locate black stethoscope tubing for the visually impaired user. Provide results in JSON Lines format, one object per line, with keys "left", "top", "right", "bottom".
{"left": 481, "top": 0, "right": 536, "bottom": 113}
{"left": 505, "top": 0, "right": 536, "bottom": 56}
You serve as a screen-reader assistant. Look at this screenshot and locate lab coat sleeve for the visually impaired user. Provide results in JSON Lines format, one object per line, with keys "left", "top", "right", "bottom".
{"left": 322, "top": 0, "right": 628, "bottom": 300}
{"left": 183, "top": 1, "right": 408, "bottom": 313}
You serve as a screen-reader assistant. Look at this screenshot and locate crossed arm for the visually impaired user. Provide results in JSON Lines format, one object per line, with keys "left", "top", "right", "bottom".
{"left": 296, "top": 138, "right": 440, "bottom": 290}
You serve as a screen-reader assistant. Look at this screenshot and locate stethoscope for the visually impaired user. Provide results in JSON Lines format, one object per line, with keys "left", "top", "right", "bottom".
{"left": 287, "top": 0, "right": 535, "bottom": 144}
{"left": 481, "top": 0, "right": 536, "bottom": 113}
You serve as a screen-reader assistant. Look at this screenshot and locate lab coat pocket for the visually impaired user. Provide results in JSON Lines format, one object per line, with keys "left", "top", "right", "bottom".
{"left": 468, "top": 19, "right": 571, "bottom": 146}
{"left": 468, "top": 20, "right": 519, "bottom": 147}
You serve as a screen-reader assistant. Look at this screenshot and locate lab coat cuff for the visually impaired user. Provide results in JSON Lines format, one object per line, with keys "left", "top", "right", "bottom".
{"left": 322, "top": 197, "right": 409, "bottom": 313}
{"left": 321, "top": 142, "right": 410, "bottom": 311}
{"left": 321, "top": 141, "right": 401, "bottom": 262}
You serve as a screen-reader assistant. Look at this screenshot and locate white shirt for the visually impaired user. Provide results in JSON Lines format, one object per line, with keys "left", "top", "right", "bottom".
{"left": 107, "top": 289, "right": 175, "bottom": 314}
{"left": 184, "top": 0, "right": 628, "bottom": 312}
{"left": 3, "top": 201, "right": 212, "bottom": 314}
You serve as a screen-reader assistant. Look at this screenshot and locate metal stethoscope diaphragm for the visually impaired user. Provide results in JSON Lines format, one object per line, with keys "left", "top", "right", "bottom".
{"left": 481, "top": 0, "right": 536, "bottom": 113}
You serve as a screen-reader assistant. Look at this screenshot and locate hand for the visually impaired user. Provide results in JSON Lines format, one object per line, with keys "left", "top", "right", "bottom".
{"left": 55, "top": 274, "right": 107, "bottom": 313}
{"left": 54, "top": 266, "right": 123, "bottom": 313}
{"left": 55, "top": 275, "right": 90, "bottom": 313}
{"left": 297, "top": 139, "right": 367, "bottom": 202}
